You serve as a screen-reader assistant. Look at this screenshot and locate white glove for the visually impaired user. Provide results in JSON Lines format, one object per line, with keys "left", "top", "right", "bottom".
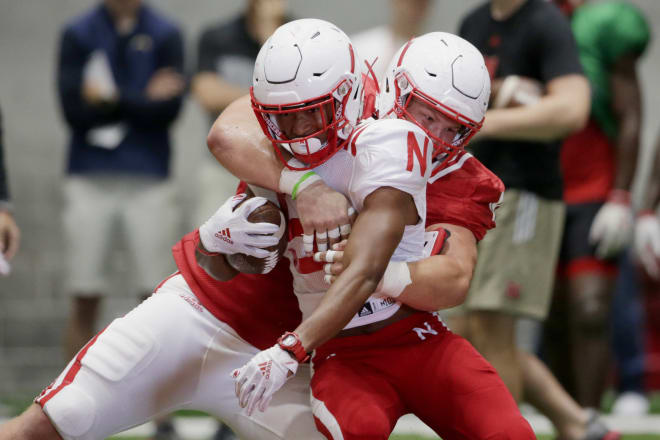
{"left": 231, "top": 345, "right": 298, "bottom": 416}
{"left": 589, "top": 191, "right": 633, "bottom": 259}
{"left": 634, "top": 212, "right": 660, "bottom": 279}
{"left": 199, "top": 194, "right": 280, "bottom": 258}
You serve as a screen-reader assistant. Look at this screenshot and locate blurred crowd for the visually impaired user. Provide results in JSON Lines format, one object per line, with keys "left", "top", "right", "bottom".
{"left": 2, "top": 0, "right": 660, "bottom": 438}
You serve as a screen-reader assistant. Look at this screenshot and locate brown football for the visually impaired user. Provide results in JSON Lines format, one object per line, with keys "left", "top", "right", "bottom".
{"left": 225, "top": 196, "right": 288, "bottom": 274}
{"left": 490, "top": 75, "right": 544, "bottom": 109}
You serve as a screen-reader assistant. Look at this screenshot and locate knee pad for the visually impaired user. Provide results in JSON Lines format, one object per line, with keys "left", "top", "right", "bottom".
{"left": 42, "top": 385, "right": 96, "bottom": 440}
{"left": 82, "top": 315, "right": 158, "bottom": 381}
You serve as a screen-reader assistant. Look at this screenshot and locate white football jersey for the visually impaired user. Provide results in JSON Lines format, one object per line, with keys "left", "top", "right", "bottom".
{"left": 282, "top": 118, "right": 433, "bottom": 328}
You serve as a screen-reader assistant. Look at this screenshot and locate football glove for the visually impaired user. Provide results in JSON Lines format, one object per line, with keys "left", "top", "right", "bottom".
{"left": 589, "top": 190, "right": 633, "bottom": 259}
{"left": 231, "top": 345, "right": 298, "bottom": 416}
{"left": 199, "top": 194, "right": 280, "bottom": 258}
{"left": 634, "top": 212, "right": 660, "bottom": 279}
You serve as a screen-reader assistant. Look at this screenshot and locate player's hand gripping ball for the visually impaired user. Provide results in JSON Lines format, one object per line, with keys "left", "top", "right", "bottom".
{"left": 226, "top": 195, "right": 288, "bottom": 274}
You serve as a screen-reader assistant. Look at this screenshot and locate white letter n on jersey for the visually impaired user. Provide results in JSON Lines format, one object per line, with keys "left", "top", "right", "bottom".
{"left": 406, "top": 132, "right": 429, "bottom": 177}
{"left": 412, "top": 321, "right": 438, "bottom": 340}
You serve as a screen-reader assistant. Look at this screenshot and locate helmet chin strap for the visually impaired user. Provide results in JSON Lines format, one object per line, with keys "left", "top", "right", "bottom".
{"left": 290, "top": 137, "right": 326, "bottom": 156}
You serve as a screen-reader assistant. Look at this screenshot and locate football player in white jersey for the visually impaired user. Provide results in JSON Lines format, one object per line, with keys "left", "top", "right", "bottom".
{"left": 219, "top": 22, "right": 534, "bottom": 439}
{"left": 0, "top": 21, "right": 530, "bottom": 440}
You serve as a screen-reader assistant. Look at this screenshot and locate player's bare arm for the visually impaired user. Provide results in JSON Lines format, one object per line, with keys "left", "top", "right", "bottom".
{"left": 192, "top": 73, "right": 248, "bottom": 116}
{"left": 610, "top": 53, "right": 642, "bottom": 191}
{"left": 293, "top": 186, "right": 418, "bottom": 350}
{"left": 207, "top": 95, "right": 353, "bottom": 248}
{"left": 478, "top": 74, "right": 590, "bottom": 141}
{"left": 317, "top": 222, "right": 477, "bottom": 311}
{"left": 587, "top": 53, "right": 643, "bottom": 258}
{"left": 207, "top": 95, "right": 283, "bottom": 189}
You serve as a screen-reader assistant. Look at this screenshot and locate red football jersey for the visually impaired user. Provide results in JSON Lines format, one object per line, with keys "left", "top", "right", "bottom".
{"left": 172, "top": 231, "right": 301, "bottom": 350}
{"left": 426, "top": 152, "right": 505, "bottom": 241}
{"left": 172, "top": 150, "right": 503, "bottom": 349}
{"left": 561, "top": 119, "right": 614, "bottom": 204}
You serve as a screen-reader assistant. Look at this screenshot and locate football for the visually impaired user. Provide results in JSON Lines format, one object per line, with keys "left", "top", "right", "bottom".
{"left": 490, "top": 75, "right": 544, "bottom": 108}
{"left": 226, "top": 196, "right": 288, "bottom": 274}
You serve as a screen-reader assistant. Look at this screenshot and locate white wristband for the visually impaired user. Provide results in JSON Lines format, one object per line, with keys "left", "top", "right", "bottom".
{"left": 376, "top": 261, "right": 412, "bottom": 299}
{"left": 279, "top": 158, "right": 322, "bottom": 199}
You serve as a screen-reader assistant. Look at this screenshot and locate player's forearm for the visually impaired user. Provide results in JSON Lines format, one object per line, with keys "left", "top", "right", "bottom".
{"left": 611, "top": 61, "right": 642, "bottom": 192}
{"left": 295, "top": 265, "right": 381, "bottom": 350}
{"left": 207, "top": 96, "right": 284, "bottom": 191}
{"left": 400, "top": 256, "right": 471, "bottom": 311}
{"left": 398, "top": 224, "right": 476, "bottom": 310}
{"left": 296, "top": 192, "right": 407, "bottom": 350}
{"left": 192, "top": 73, "right": 248, "bottom": 116}
{"left": 613, "top": 116, "right": 640, "bottom": 192}
{"left": 195, "top": 240, "right": 239, "bottom": 281}
{"left": 479, "top": 74, "right": 590, "bottom": 142}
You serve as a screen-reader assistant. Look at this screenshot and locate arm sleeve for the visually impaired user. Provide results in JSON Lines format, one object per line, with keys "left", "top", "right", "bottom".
{"left": 349, "top": 120, "right": 431, "bottom": 212}
{"left": 536, "top": 8, "right": 583, "bottom": 82}
{"left": 57, "top": 28, "right": 121, "bottom": 131}
{"left": 0, "top": 107, "right": 9, "bottom": 202}
{"left": 116, "top": 28, "right": 185, "bottom": 128}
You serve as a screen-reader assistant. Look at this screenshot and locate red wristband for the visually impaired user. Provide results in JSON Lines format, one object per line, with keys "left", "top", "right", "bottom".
{"left": 277, "top": 332, "right": 310, "bottom": 363}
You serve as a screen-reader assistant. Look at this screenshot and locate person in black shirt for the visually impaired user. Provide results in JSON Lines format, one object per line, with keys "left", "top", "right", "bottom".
{"left": 449, "top": 1, "right": 617, "bottom": 439}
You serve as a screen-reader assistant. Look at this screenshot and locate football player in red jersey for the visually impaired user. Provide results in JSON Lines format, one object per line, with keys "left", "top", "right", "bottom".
{"left": 0, "top": 21, "right": 531, "bottom": 440}
{"left": 219, "top": 24, "right": 532, "bottom": 439}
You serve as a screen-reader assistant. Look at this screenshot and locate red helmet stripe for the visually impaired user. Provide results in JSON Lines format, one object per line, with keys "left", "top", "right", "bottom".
{"left": 348, "top": 43, "right": 355, "bottom": 73}
{"left": 397, "top": 38, "right": 415, "bottom": 67}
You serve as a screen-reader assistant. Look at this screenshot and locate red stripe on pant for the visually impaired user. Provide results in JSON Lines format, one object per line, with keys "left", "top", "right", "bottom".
{"left": 36, "top": 326, "right": 108, "bottom": 407}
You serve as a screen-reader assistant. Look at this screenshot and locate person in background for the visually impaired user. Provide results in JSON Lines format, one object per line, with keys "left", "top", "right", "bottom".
{"left": 612, "top": 130, "right": 660, "bottom": 416}
{"left": 56, "top": 0, "right": 184, "bottom": 438}
{"left": 191, "top": 0, "right": 288, "bottom": 227}
{"left": 351, "top": 0, "right": 433, "bottom": 81}
{"left": 452, "top": 0, "right": 617, "bottom": 438}
{"left": 0, "top": 106, "right": 21, "bottom": 274}
{"left": 543, "top": 0, "right": 650, "bottom": 410}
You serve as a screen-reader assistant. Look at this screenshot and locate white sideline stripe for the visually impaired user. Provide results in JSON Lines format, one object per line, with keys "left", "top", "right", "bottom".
{"left": 3, "top": 414, "right": 660, "bottom": 438}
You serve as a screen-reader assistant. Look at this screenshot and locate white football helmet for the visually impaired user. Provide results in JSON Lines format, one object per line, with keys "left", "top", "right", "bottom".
{"left": 379, "top": 32, "right": 490, "bottom": 163}
{"left": 251, "top": 19, "right": 364, "bottom": 170}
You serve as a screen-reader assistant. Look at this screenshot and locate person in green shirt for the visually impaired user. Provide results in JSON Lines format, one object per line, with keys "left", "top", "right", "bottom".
{"left": 548, "top": 0, "right": 650, "bottom": 410}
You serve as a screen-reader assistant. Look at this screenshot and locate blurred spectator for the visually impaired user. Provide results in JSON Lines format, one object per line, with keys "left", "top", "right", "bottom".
{"left": 543, "top": 0, "right": 650, "bottom": 409}
{"left": 450, "top": 0, "right": 619, "bottom": 438}
{"left": 56, "top": 1, "right": 184, "bottom": 437}
{"left": 610, "top": 248, "right": 649, "bottom": 416}
{"left": 0, "top": 106, "right": 21, "bottom": 273}
{"left": 351, "top": 0, "right": 433, "bottom": 81}
{"left": 191, "top": 0, "right": 288, "bottom": 226}
{"left": 611, "top": 130, "right": 660, "bottom": 416}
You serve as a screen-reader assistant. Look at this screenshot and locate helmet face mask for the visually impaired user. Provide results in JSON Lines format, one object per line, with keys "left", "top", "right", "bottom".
{"left": 380, "top": 32, "right": 490, "bottom": 168}
{"left": 250, "top": 19, "right": 364, "bottom": 170}
{"left": 393, "top": 70, "right": 482, "bottom": 161}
